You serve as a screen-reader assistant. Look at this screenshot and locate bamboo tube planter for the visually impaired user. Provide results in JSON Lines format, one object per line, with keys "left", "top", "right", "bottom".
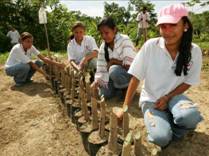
{"left": 44, "top": 60, "right": 162, "bottom": 156}
{"left": 88, "top": 97, "right": 108, "bottom": 156}
{"left": 96, "top": 108, "right": 122, "bottom": 156}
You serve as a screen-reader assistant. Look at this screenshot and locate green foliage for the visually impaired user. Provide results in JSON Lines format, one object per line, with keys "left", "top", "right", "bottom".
{"left": 0, "top": 0, "right": 208, "bottom": 52}
{"left": 0, "top": 0, "right": 98, "bottom": 51}
{"left": 187, "top": 0, "right": 209, "bottom": 6}
{"left": 0, "top": 29, "right": 10, "bottom": 52}
{"left": 0, "top": 52, "right": 9, "bottom": 64}
{"left": 103, "top": 0, "right": 157, "bottom": 45}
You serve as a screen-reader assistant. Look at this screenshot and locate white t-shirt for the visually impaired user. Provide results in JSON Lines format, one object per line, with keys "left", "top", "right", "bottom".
{"left": 128, "top": 37, "right": 202, "bottom": 104}
{"left": 6, "top": 30, "right": 20, "bottom": 44}
{"left": 5, "top": 44, "right": 40, "bottom": 68}
{"left": 67, "top": 35, "right": 99, "bottom": 64}
{"left": 136, "top": 12, "right": 150, "bottom": 28}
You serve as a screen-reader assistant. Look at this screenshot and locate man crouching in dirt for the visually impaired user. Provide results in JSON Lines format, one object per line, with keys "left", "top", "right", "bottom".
{"left": 4, "top": 32, "right": 65, "bottom": 87}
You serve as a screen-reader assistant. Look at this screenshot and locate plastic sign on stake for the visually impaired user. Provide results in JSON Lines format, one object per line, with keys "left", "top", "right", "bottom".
{"left": 39, "top": 7, "right": 47, "bottom": 24}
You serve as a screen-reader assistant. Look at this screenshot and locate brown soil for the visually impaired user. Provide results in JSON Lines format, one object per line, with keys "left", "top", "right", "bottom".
{"left": 0, "top": 69, "right": 88, "bottom": 156}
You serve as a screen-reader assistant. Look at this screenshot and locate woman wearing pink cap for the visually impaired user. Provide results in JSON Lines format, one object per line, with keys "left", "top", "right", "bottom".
{"left": 116, "top": 4, "right": 203, "bottom": 147}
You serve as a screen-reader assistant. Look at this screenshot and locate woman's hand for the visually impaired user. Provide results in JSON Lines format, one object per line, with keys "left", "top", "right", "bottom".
{"left": 107, "top": 58, "right": 122, "bottom": 70}
{"left": 115, "top": 109, "right": 124, "bottom": 120}
{"left": 154, "top": 95, "right": 169, "bottom": 111}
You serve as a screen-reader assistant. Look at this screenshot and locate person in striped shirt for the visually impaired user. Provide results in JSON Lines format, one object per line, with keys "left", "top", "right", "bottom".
{"left": 91, "top": 17, "right": 136, "bottom": 99}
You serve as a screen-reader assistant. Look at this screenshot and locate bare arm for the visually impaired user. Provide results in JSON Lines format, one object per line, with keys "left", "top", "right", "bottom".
{"left": 123, "top": 76, "right": 140, "bottom": 108}
{"left": 38, "top": 54, "right": 65, "bottom": 69}
{"left": 155, "top": 83, "right": 191, "bottom": 110}
{"left": 83, "top": 50, "right": 98, "bottom": 63}
{"left": 116, "top": 76, "right": 140, "bottom": 119}
{"left": 79, "top": 50, "right": 98, "bottom": 70}
{"left": 29, "top": 61, "right": 48, "bottom": 79}
{"left": 107, "top": 58, "right": 130, "bottom": 70}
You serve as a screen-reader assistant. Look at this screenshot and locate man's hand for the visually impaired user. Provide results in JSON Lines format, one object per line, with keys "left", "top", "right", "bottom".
{"left": 154, "top": 95, "right": 169, "bottom": 111}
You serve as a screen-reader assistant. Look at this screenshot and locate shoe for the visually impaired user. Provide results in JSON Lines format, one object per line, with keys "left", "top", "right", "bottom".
{"left": 14, "top": 83, "right": 24, "bottom": 87}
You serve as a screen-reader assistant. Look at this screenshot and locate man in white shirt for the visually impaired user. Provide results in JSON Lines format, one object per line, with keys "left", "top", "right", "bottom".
{"left": 136, "top": 7, "right": 150, "bottom": 44}
{"left": 6, "top": 26, "right": 20, "bottom": 46}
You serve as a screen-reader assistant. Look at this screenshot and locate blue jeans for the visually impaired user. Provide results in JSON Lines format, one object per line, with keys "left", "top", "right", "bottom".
{"left": 99, "top": 65, "right": 132, "bottom": 99}
{"left": 141, "top": 95, "right": 203, "bottom": 147}
{"left": 5, "top": 60, "right": 43, "bottom": 84}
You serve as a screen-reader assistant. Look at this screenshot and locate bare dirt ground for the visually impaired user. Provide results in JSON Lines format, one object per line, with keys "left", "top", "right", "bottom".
{"left": 0, "top": 69, "right": 88, "bottom": 156}
{"left": 0, "top": 57, "right": 208, "bottom": 156}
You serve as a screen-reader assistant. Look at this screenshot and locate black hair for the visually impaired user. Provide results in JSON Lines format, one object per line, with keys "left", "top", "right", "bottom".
{"left": 97, "top": 17, "right": 117, "bottom": 62}
{"left": 175, "top": 16, "right": 193, "bottom": 76}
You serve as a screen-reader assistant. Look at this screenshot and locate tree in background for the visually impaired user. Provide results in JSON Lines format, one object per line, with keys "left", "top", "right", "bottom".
{"left": 0, "top": 0, "right": 208, "bottom": 52}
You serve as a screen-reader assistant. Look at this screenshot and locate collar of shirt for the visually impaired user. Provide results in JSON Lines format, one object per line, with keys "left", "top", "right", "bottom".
{"left": 113, "top": 33, "right": 122, "bottom": 49}
{"left": 157, "top": 37, "right": 179, "bottom": 62}
{"left": 20, "top": 44, "right": 28, "bottom": 54}
{"left": 72, "top": 37, "right": 86, "bottom": 47}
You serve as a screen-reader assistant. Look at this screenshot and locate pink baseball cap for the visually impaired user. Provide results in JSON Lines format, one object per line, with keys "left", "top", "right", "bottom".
{"left": 156, "top": 4, "right": 188, "bottom": 26}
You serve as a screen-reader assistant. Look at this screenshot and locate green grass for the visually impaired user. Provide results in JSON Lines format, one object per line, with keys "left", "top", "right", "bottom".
{"left": 195, "top": 42, "right": 209, "bottom": 50}
{"left": 0, "top": 52, "right": 9, "bottom": 64}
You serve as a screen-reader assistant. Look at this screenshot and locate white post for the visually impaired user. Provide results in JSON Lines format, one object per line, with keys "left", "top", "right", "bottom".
{"left": 39, "top": 6, "right": 50, "bottom": 55}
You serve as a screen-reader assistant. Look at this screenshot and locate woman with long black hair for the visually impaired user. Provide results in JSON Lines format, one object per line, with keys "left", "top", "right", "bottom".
{"left": 116, "top": 4, "right": 203, "bottom": 147}
{"left": 91, "top": 17, "right": 136, "bottom": 99}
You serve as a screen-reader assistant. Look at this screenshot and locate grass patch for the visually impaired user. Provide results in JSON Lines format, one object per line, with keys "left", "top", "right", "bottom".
{"left": 0, "top": 52, "right": 9, "bottom": 64}
{"left": 193, "top": 39, "right": 209, "bottom": 50}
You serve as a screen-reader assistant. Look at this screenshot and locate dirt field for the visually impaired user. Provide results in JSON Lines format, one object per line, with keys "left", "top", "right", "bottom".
{"left": 0, "top": 69, "right": 88, "bottom": 156}
{"left": 0, "top": 57, "right": 208, "bottom": 156}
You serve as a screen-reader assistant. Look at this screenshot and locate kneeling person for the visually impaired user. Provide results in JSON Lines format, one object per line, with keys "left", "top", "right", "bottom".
{"left": 5, "top": 32, "right": 64, "bottom": 86}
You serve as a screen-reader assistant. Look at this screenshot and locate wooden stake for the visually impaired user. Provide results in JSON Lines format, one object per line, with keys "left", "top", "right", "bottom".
{"left": 123, "top": 111, "right": 129, "bottom": 138}
{"left": 70, "top": 69, "right": 75, "bottom": 102}
{"left": 122, "top": 131, "right": 133, "bottom": 156}
{"left": 91, "top": 97, "right": 99, "bottom": 130}
{"left": 134, "top": 131, "right": 142, "bottom": 156}
{"left": 81, "top": 90, "right": 89, "bottom": 121}
{"left": 99, "top": 97, "right": 106, "bottom": 139}
{"left": 108, "top": 108, "right": 118, "bottom": 154}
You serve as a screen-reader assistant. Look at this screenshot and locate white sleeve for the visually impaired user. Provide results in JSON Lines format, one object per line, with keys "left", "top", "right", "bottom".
{"left": 16, "top": 31, "right": 20, "bottom": 39}
{"left": 136, "top": 13, "right": 140, "bottom": 21}
{"left": 89, "top": 37, "right": 99, "bottom": 52}
{"left": 95, "top": 43, "right": 109, "bottom": 85}
{"left": 146, "top": 12, "right": 150, "bottom": 21}
{"left": 67, "top": 43, "right": 75, "bottom": 61}
{"left": 128, "top": 42, "right": 149, "bottom": 81}
{"left": 31, "top": 45, "right": 40, "bottom": 56}
{"left": 121, "top": 39, "right": 136, "bottom": 65}
{"left": 184, "top": 46, "right": 202, "bottom": 85}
